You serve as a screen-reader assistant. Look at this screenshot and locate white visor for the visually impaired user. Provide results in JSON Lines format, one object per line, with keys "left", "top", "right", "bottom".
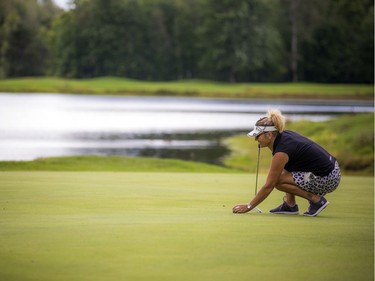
{"left": 247, "top": 125, "right": 277, "bottom": 137}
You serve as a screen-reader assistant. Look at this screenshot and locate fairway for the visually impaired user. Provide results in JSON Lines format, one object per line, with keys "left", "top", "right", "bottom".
{"left": 0, "top": 172, "right": 373, "bottom": 281}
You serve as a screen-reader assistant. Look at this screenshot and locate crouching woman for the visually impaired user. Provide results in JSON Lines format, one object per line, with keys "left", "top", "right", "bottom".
{"left": 232, "top": 109, "right": 341, "bottom": 217}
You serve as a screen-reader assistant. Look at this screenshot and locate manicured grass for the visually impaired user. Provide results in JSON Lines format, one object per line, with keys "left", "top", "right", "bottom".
{"left": 0, "top": 172, "right": 373, "bottom": 281}
{"left": 0, "top": 77, "right": 373, "bottom": 100}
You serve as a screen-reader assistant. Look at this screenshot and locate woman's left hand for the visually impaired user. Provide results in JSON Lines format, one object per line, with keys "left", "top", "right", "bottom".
{"left": 232, "top": 204, "right": 250, "bottom": 214}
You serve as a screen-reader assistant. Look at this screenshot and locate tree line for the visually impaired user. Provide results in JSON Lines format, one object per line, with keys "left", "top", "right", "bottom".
{"left": 0, "top": 0, "right": 373, "bottom": 83}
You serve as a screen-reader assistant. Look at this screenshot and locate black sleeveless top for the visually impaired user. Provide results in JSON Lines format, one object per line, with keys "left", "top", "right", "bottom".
{"left": 272, "top": 130, "right": 336, "bottom": 177}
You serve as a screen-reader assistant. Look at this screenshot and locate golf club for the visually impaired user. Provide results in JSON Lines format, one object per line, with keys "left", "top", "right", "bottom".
{"left": 254, "top": 144, "right": 263, "bottom": 213}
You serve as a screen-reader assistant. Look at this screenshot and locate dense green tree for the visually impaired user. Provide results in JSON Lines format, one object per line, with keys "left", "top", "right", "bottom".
{"left": 0, "top": 0, "right": 373, "bottom": 83}
{"left": 172, "top": 0, "right": 202, "bottom": 79}
{"left": 141, "top": 0, "right": 204, "bottom": 80}
{"left": 299, "top": 0, "right": 374, "bottom": 83}
{"left": 197, "top": 0, "right": 285, "bottom": 82}
{"left": 142, "top": 0, "right": 178, "bottom": 80}
{"left": 0, "top": 0, "right": 60, "bottom": 77}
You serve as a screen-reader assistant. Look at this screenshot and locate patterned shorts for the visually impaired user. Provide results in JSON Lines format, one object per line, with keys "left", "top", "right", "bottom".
{"left": 292, "top": 161, "right": 341, "bottom": 196}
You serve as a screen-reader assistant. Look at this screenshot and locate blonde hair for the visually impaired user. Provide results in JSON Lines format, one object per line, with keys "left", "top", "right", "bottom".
{"left": 255, "top": 108, "right": 285, "bottom": 132}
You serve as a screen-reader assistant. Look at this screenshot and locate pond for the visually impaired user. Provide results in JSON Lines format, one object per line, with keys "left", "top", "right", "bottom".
{"left": 0, "top": 93, "right": 372, "bottom": 164}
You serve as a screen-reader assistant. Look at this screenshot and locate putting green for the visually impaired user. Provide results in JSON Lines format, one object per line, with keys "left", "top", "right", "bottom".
{"left": 0, "top": 172, "right": 373, "bottom": 281}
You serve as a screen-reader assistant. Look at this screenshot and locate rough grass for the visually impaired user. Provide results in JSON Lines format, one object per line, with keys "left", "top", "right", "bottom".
{"left": 223, "top": 113, "right": 374, "bottom": 176}
{"left": 0, "top": 77, "right": 373, "bottom": 100}
{"left": 0, "top": 172, "right": 373, "bottom": 281}
{"left": 0, "top": 156, "right": 237, "bottom": 173}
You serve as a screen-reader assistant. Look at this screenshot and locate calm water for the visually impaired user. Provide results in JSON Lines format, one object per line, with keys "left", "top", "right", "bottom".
{"left": 0, "top": 93, "right": 372, "bottom": 163}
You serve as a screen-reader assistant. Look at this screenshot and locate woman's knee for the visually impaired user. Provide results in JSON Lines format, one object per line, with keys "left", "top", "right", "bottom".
{"left": 277, "top": 170, "right": 296, "bottom": 186}
{"left": 275, "top": 170, "right": 295, "bottom": 189}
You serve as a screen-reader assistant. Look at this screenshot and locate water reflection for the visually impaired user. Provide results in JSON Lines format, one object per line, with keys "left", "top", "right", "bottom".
{"left": 0, "top": 93, "right": 372, "bottom": 163}
{"left": 61, "top": 132, "right": 234, "bottom": 165}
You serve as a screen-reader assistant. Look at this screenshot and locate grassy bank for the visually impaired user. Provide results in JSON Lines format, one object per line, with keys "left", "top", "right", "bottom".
{"left": 0, "top": 172, "right": 373, "bottom": 281}
{"left": 0, "top": 77, "right": 373, "bottom": 100}
{"left": 223, "top": 113, "right": 374, "bottom": 176}
{"left": 0, "top": 156, "right": 237, "bottom": 173}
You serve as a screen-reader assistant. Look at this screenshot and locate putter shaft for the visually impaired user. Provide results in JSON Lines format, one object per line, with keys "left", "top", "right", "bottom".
{"left": 254, "top": 144, "right": 263, "bottom": 213}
